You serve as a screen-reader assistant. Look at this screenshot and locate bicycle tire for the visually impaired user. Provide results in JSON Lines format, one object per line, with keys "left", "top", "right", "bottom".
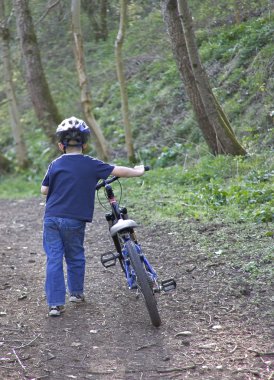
{"left": 125, "top": 240, "right": 161, "bottom": 327}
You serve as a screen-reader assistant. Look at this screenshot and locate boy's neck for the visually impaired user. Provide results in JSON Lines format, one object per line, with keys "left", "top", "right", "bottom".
{"left": 65, "top": 147, "right": 83, "bottom": 155}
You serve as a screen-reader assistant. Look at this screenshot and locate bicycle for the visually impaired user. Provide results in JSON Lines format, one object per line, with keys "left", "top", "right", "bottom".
{"left": 96, "top": 166, "right": 176, "bottom": 327}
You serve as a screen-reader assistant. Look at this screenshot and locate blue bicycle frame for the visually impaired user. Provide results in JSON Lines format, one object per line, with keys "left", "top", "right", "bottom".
{"left": 121, "top": 237, "right": 158, "bottom": 290}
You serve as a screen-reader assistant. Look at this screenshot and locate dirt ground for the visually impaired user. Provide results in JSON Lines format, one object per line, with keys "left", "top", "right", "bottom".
{"left": 0, "top": 198, "right": 273, "bottom": 380}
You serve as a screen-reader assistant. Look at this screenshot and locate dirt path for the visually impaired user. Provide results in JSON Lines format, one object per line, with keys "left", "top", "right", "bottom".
{"left": 0, "top": 198, "right": 273, "bottom": 380}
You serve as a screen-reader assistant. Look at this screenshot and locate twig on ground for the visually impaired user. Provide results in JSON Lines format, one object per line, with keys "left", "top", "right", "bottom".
{"left": 136, "top": 343, "right": 157, "bottom": 351}
{"left": 13, "top": 334, "right": 41, "bottom": 349}
{"left": 209, "top": 269, "right": 216, "bottom": 278}
{"left": 201, "top": 310, "right": 212, "bottom": 325}
{"left": 248, "top": 349, "right": 274, "bottom": 356}
{"left": 12, "top": 348, "right": 26, "bottom": 371}
{"left": 219, "top": 305, "right": 234, "bottom": 313}
{"left": 229, "top": 344, "right": 238, "bottom": 354}
{"left": 186, "top": 265, "right": 196, "bottom": 273}
{"left": 206, "top": 262, "right": 225, "bottom": 267}
{"left": 81, "top": 352, "right": 88, "bottom": 364}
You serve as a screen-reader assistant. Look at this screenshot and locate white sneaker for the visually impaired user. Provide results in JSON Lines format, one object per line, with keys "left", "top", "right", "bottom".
{"left": 69, "top": 294, "right": 85, "bottom": 303}
{"left": 48, "top": 305, "right": 65, "bottom": 317}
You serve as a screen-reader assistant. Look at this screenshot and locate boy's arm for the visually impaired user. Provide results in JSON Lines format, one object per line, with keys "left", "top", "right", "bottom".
{"left": 111, "top": 165, "right": 145, "bottom": 178}
{"left": 41, "top": 185, "right": 49, "bottom": 195}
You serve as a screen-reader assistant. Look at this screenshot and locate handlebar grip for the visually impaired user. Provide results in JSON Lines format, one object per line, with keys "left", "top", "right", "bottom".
{"left": 144, "top": 165, "right": 150, "bottom": 171}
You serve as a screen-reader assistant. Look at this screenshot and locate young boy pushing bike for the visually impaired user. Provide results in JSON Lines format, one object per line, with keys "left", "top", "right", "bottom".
{"left": 41, "top": 116, "right": 144, "bottom": 317}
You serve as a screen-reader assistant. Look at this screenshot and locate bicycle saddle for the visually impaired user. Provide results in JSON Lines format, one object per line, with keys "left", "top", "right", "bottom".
{"left": 110, "top": 219, "right": 138, "bottom": 237}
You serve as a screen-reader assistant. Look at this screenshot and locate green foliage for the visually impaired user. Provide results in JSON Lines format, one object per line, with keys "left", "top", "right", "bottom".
{"left": 199, "top": 17, "right": 274, "bottom": 64}
{"left": 93, "top": 153, "right": 274, "bottom": 226}
{"left": 0, "top": 2, "right": 273, "bottom": 236}
{"left": 0, "top": 174, "right": 40, "bottom": 199}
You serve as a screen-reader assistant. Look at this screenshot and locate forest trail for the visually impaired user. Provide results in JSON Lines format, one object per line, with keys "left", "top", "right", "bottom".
{"left": 0, "top": 198, "right": 273, "bottom": 380}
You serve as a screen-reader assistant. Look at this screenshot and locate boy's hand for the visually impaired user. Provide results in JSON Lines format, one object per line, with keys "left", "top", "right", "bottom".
{"left": 133, "top": 165, "right": 145, "bottom": 176}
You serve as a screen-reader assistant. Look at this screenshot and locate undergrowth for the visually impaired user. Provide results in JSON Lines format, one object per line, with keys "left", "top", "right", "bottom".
{"left": 1, "top": 152, "right": 273, "bottom": 225}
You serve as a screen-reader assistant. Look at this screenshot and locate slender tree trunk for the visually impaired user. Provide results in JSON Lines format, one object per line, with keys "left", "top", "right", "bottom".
{"left": 13, "top": 0, "right": 62, "bottom": 144}
{"left": 0, "top": 0, "right": 28, "bottom": 168}
{"left": 100, "top": 0, "right": 108, "bottom": 40}
{"left": 161, "top": 0, "right": 219, "bottom": 154}
{"left": 234, "top": 0, "right": 242, "bottom": 23}
{"left": 115, "top": 0, "right": 135, "bottom": 163}
{"left": 71, "top": 0, "right": 109, "bottom": 161}
{"left": 0, "top": 152, "right": 11, "bottom": 173}
{"left": 177, "top": 0, "right": 246, "bottom": 155}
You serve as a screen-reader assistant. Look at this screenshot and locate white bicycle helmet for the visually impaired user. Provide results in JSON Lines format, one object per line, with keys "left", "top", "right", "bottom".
{"left": 56, "top": 116, "right": 90, "bottom": 147}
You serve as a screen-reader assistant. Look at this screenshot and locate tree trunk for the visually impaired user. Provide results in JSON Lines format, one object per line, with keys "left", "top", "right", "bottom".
{"left": 177, "top": 0, "right": 246, "bottom": 155}
{"left": 71, "top": 0, "right": 109, "bottom": 161}
{"left": 0, "top": 152, "right": 11, "bottom": 173}
{"left": 13, "top": 0, "right": 62, "bottom": 144}
{"left": 81, "top": 0, "right": 108, "bottom": 42}
{"left": 115, "top": 0, "right": 135, "bottom": 163}
{"left": 0, "top": 0, "right": 28, "bottom": 168}
{"left": 100, "top": 0, "right": 108, "bottom": 40}
{"left": 161, "top": 0, "right": 219, "bottom": 154}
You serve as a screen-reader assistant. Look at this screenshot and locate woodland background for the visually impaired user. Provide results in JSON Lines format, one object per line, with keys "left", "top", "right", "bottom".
{"left": 0, "top": 0, "right": 273, "bottom": 231}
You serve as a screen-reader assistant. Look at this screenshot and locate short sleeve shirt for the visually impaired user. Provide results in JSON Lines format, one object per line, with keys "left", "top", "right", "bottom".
{"left": 42, "top": 154, "right": 114, "bottom": 222}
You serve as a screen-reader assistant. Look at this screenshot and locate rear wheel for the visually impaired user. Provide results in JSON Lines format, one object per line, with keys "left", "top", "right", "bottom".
{"left": 125, "top": 240, "right": 161, "bottom": 327}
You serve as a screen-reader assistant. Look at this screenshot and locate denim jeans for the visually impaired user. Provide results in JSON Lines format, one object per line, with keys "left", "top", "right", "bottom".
{"left": 43, "top": 217, "right": 86, "bottom": 306}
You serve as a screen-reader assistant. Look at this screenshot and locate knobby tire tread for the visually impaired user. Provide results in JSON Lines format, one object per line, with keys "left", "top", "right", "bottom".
{"left": 126, "top": 240, "right": 161, "bottom": 327}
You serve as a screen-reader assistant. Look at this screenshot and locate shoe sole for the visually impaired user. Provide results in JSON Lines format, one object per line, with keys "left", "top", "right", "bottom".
{"left": 48, "top": 307, "right": 65, "bottom": 317}
{"left": 69, "top": 297, "right": 85, "bottom": 303}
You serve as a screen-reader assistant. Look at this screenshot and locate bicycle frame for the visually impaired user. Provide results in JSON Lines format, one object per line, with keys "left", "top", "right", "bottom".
{"left": 96, "top": 177, "right": 159, "bottom": 290}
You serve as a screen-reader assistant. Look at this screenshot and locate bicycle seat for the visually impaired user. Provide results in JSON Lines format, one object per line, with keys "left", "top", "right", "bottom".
{"left": 110, "top": 219, "right": 138, "bottom": 237}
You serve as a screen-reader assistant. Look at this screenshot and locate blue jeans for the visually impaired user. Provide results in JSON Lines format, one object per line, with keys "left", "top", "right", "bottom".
{"left": 43, "top": 217, "right": 86, "bottom": 306}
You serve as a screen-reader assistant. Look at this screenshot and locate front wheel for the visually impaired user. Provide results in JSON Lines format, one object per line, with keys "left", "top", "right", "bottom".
{"left": 125, "top": 240, "right": 161, "bottom": 327}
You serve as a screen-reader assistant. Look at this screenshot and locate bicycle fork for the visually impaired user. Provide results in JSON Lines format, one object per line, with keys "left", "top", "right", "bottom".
{"left": 101, "top": 235, "right": 176, "bottom": 293}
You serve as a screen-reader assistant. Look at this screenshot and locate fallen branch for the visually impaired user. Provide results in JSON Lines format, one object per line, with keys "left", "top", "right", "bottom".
{"left": 13, "top": 333, "right": 41, "bottom": 349}
{"left": 248, "top": 349, "right": 274, "bottom": 357}
{"left": 12, "top": 348, "right": 26, "bottom": 371}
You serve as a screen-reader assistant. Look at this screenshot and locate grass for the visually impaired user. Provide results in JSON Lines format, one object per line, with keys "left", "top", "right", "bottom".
{"left": 0, "top": 175, "right": 40, "bottom": 199}
{"left": 1, "top": 151, "right": 273, "bottom": 224}
{"left": 94, "top": 152, "right": 274, "bottom": 225}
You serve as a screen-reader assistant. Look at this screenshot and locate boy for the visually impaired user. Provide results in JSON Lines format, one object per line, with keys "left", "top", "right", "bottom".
{"left": 41, "top": 116, "right": 145, "bottom": 316}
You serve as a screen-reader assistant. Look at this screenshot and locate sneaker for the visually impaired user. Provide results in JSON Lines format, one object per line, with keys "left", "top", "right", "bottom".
{"left": 48, "top": 305, "right": 65, "bottom": 317}
{"left": 69, "top": 294, "right": 85, "bottom": 303}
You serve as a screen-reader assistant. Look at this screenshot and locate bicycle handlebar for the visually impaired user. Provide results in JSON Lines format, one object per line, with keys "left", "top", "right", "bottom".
{"left": 95, "top": 165, "right": 150, "bottom": 191}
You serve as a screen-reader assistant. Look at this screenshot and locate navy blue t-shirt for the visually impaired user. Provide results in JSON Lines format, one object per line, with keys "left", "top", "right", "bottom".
{"left": 42, "top": 154, "right": 114, "bottom": 222}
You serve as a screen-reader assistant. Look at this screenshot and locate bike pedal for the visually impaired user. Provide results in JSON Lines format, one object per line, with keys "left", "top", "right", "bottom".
{"left": 161, "top": 279, "right": 176, "bottom": 292}
{"left": 101, "top": 251, "right": 119, "bottom": 268}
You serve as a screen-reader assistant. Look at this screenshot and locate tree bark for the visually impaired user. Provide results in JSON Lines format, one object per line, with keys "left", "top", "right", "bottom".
{"left": 13, "top": 0, "right": 62, "bottom": 144}
{"left": 0, "top": 0, "right": 28, "bottom": 168}
{"left": 81, "top": 0, "right": 109, "bottom": 42}
{"left": 115, "top": 0, "right": 135, "bottom": 163}
{"left": 71, "top": 0, "right": 109, "bottom": 161}
{"left": 100, "top": 0, "right": 108, "bottom": 40}
{"left": 161, "top": 0, "right": 219, "bottom": 154}
{"left": 0, "top": 152, "right": 11, "bottom": 173}
{"left": 177, "top": 0, "right": 246, "bottom": 155}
